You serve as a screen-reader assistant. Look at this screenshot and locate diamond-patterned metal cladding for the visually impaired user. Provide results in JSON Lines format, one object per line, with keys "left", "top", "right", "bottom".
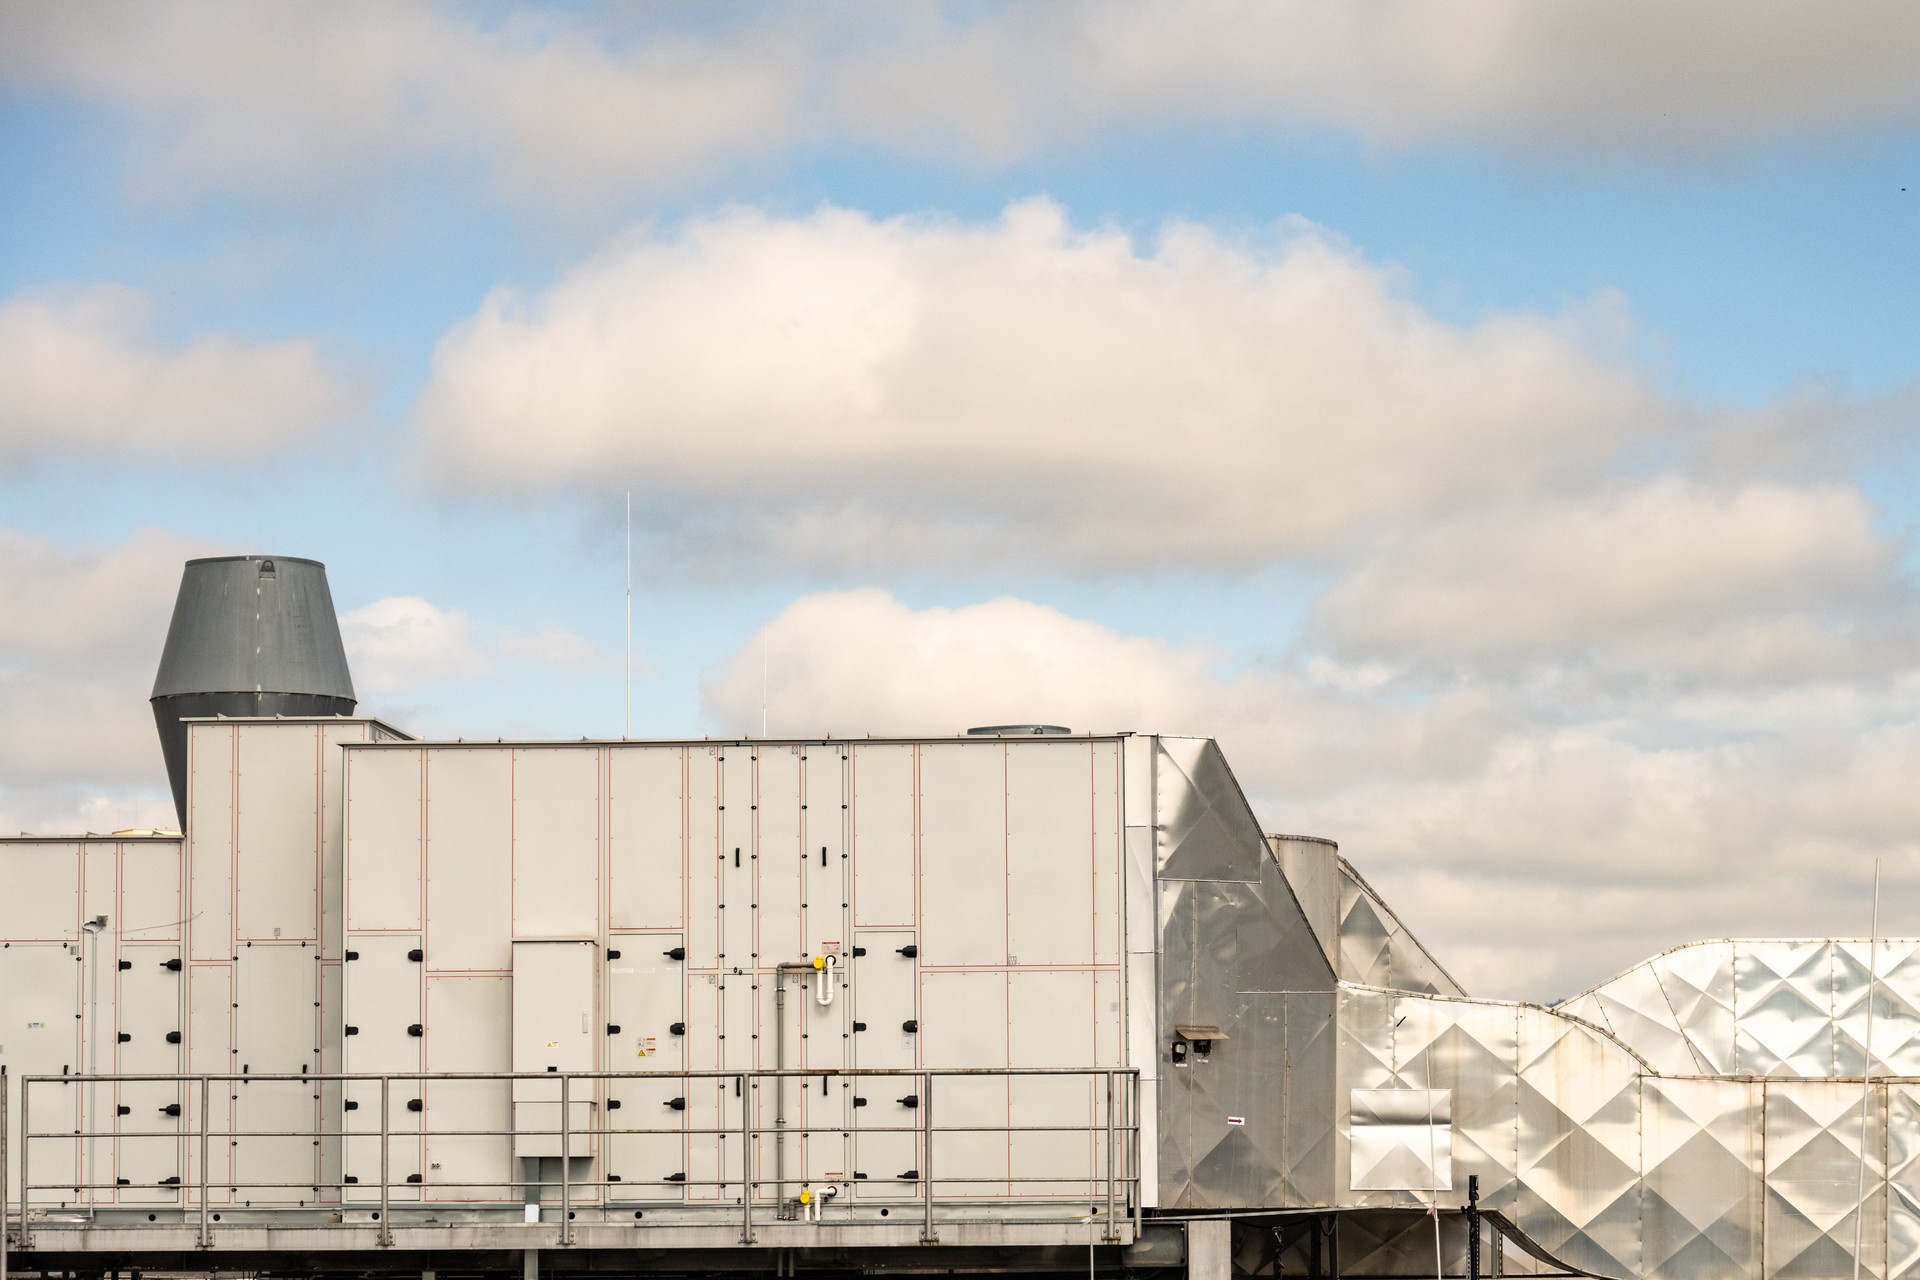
{"left": 1764, "top": 1080, "right": 1885, "bottom": 1280}
{"left": 1641, "top": 1076, "right": 1761, "bottom": 1280}
{"left": 1570, "top": 940, "right": 1920, "bottom": 1083}
{"left": 1331, "top": 982, "right": 1920, "bottom": 1280}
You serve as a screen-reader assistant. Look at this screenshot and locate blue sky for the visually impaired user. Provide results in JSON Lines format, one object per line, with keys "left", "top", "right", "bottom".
{"left": 2, "top": 2, "right": 1917, "bottom": 997}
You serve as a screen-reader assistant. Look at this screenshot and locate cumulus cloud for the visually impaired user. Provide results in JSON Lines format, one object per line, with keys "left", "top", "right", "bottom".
{"left": 704, "top": 585, "right": 1920, "bottom": 999}
{"left": 0, "top": 2, "right": 806, "bottom": 206}
{"left": 830, "top": 2, "right": 1920, "bottom": 164}
{"left": 0, "top": 525, "right": 222, "bottom": 797}
{"left": 338, "top": 596, "right": 493, "bottom": 695}
{"left": 4, "top": 3, "right": 1917, "bottom": 207}
{"left": 1313, "top": 480, "right": 1920, "bottom": 683}
{"left": 415, "top": 199, "right": 1663, "bottom": 569}
{"left": 0, "top": 284, "right": 358, "bottom": 465}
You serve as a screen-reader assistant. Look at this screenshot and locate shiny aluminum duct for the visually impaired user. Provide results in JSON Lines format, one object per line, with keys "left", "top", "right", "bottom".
{"left": 150, "top": 555, "right": 355, "bottom": 824}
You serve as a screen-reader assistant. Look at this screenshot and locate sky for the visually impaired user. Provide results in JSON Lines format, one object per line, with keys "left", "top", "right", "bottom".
{"left": 1, "top": 1, "right": 1917, "bottom": 1000}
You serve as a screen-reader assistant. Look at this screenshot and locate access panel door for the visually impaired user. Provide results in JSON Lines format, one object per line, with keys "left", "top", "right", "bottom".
{"left": 511, "top": 940, "right": 598, "bottom": 1158}
{"left": 342, "top": 935, "right": 423, "bottom": 1199}
{"left": 115, "top": 943, "right": 184, "bottom": 1204}
{"left": 607, "top": 934, "right": 687, "bottom": 1199}
{"left": 851, "top": 930, "right": 919, "bottom": 1200}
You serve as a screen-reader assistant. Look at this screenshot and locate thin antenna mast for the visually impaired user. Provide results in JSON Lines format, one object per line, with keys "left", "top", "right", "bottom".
{"left": 625, "top": 492, "right": 632, "bottom": 739}
{"left": 1854, "top": 856, "right": 1882, "bottom": 1280}
{"left": 761, "top": 628, "right": 769, "bottom": 738}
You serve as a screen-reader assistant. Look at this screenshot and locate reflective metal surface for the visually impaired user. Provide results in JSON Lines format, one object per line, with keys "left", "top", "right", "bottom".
{"left": 1572, "top": 939, "right": 1920, "bottom": 1078}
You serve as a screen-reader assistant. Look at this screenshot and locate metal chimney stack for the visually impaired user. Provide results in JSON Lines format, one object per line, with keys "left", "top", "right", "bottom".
{"left": 151, "top": 555, "right": 356, "bottom": 826}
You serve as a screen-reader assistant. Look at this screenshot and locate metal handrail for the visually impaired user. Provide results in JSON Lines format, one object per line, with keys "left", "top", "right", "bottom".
{"left": 13, "top": 1067, "right": 1140, "bottom": 1249}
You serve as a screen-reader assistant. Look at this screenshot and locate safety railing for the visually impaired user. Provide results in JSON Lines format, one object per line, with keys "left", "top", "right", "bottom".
{"left": 11, "top": 1068, "right": 1139, "bottom": 1250}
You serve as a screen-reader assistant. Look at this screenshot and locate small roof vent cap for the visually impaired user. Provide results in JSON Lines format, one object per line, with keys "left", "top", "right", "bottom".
{"left": 965, "top": 724, "right": 1072, "bottom": 736}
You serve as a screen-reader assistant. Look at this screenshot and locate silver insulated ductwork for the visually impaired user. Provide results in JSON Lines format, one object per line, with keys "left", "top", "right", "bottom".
{"left": 150, "top": 555, "right": 356, "bottom": 824}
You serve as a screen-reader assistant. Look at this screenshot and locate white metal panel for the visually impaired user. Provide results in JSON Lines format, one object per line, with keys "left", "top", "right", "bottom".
{"left": 316, "top": 958, "right": 345, "bottom": 1202}
{"left": 0, "top": 842, "right": 78, "bottom": 939}
{"left": 234, "top": 944, "right": 319, "bottom": 1203}
{"left": 718, "top": 748, "right": 756, "bottom": 980}
{"left": 608, "top": 934, "right": 688, "bottom": 1198}
{"left": 426, "top": 748, "right": 512, "bottom": 972}
{"left": 1007, "top": 742, "right": 1096, "bottom": 967}
{"left": 512, "top": 748, "right": 601, "bottom": 939}
{"left": 1091, "top": 739, "right": 1124, "bottom": 967}
{"left": 188, "top": 723, "right": 236, "bottom": 960}
{"left": 923, "top": 970, "right": 1010, "bottom": 1197}
{"left": 344, "top": 747, "right": 423, "bottom": 931}
{"left": 318, "top": 723, "right": 366, "bottom": 962}
{"left": 114, "top": 942, "right": 183, "bottom": 1203}
{"left": 342, "top": 935, "right": 423, "bottom": 1199}
{"left": 121, "top": 841, "right": 183, "bottom": 941}
{"left": 609, "top": 746, "right": 686, "bottom": 932}
{"left": 236, "top": 943, "right": 317, "bottom": 1072}
{"left": 757, "top": 747, "right": 806, "bottom": 965}
{"left": 423, "top": 974, "right": 512, "bottom": 1201}
{"left": 687, "top": 749, "right": 721, "bottom": 973}
{"left": 920, "top": 744, "right": 1006, "bottom": 967}
{"left": 852, "top": 744, "right": 915, "bottom": 927}
{"left": 511, "top": 940, "right": 598, "bottom": 1157}
{"left": 0, "top": 943, "right": 81, "bottom": 1206}
{"left": 83, "top": 841, "right": 116, "bottom": 934}
{"left": 342, "top": 935, "right": 423, "bottom": 1073}
{"left": 1010, "top": 969, "right": 1098, "bottom": 1197}
{"left": 852, "top": 930, "right": 919, "bottom": 1199}
{"left": 236, "top": 723, "right": 320, "bottom": 941}
{"left": 803, "top": 746, "right": 850, "bottom": 959}
{"left": 186, "top": 962, "right": 233, "bottom": 1199}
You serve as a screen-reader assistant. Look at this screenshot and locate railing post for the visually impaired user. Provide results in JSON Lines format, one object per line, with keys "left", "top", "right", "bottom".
{"left": 197, "top": 1075, "right": 210, "bottom": 1248}
{"left": 559, "top": 1074, "right": 572, "bottom": 1247}
{"left": 378, "top": 1076, "right": 391, "bottom": 1247}
{"left": 1104, "top": 1071, "right": 1117, "bottom": 1241}
{"left": 920, "top": 1072, "right": 935, "bottom": 1244}
{"left": 2, "top": 1069, "right": 11, "bottom": 1273}
{"left": 740, "top": 1073, "right": 754, "bottom": 1245}
{"left": 1131, "top": 1071, "right": 1142, "bottom": 1237}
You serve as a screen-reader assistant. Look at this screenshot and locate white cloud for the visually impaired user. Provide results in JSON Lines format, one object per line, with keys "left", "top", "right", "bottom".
{"left": 704, "top": 587, "right": 1920, "bottom": 1000}
{"left": 0, "top": 525, "right": 223, "bottom": 790}
{"left": 0, "top": 2, "right": 806, "bottom": 207}
{"left": 338, "top": 596, "right": 492, "bottom": 695}
{"left": 0, "top": 284, "right": 358, "bottom": 465}
{"left": 416, "top": 200, "right": 1662, "bottom": 569}
{"left": 4, "top": 3, "right": 1917, "bottom": 207}
{"left": 1313, "top": 480, "right": 1919, "bottom": 683}
{"left": 829, "top": 2, "right": 1920, "bottom": 164}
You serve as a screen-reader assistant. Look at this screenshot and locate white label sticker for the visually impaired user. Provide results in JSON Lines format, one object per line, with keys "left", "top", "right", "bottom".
{"left": 1226, "top": 1116, "right": 1245, "bottom": 1126}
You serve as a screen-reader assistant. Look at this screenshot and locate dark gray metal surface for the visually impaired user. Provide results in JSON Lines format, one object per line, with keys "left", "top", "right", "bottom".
{"left": 150, "top": 556, "right": 355, "bottom": 823}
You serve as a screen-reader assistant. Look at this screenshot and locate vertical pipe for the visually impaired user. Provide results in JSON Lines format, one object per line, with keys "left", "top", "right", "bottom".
{"left": 920, "top": 1072, "right": 934, "bottom": 1243}
{"left": 774, "top": 978, "right": 786, "bottom": 1215}
{"left": 559, "top": 1075, "right": 572, "bottom": 1247}
{"left": 1103, "top": 1072, "right": 1116, "bottom": 1241}
{"left": 1467, "top": 1174, "right": 1481, "bottom": 1280}
{"left": 2, "top": 1066, "right": 10, "bottom": 1280}
{"left": 15, "top": 1078, "right": 26, "bottom": 1253}
{"left": 740, "top": 1073, "right": 754, "bottom": 1245}
{"left": 378, "top": 1077, "right": 390, "bottom": 1248}
{"left": 1855, "top": 858, "right": 1882, "bottom": 1280}
{"left": 624, "top": 492, "right": 632, "bottom": 740}
{"left": 197, "top": 1075, "right": 210, "bottom": 1249}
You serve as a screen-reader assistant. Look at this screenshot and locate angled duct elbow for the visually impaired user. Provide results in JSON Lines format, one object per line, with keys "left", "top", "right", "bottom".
{"left": 151, "top": 555, "right": 356, "bottom": 826}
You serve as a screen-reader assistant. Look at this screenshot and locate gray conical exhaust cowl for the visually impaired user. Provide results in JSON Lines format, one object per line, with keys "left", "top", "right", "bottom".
{"left": 151, "top": 555, "right": 356, "bottom": 826}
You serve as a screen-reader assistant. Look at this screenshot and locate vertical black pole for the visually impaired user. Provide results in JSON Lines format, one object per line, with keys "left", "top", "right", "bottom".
{"left": 1310, "top": 1215, "right": 1323, "bottom": 1279}
{"left": 1467, "top": 1174, "right": 1481, "bottom": 1280}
